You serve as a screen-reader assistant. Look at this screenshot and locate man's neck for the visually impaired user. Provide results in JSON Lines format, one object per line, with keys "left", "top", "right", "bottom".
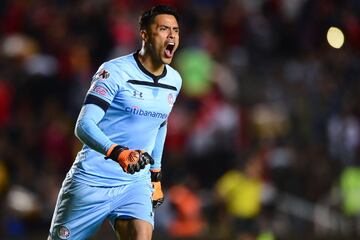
{"left": 138, "top": 48, "right": 164, "bottom": 76}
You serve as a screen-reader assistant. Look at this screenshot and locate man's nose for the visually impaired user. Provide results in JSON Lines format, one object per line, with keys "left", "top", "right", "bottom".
{"left": 168, "top": 30, "right": 175, "bottom": 39}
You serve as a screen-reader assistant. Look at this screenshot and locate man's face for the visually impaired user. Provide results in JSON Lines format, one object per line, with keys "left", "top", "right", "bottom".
{"left": 145, "top": 14, "right": 179, "bottom": 65}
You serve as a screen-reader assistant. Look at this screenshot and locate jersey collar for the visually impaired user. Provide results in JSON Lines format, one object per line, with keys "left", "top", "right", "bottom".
{"left": 133, "top": 51, "right": 167, "bottom": 83}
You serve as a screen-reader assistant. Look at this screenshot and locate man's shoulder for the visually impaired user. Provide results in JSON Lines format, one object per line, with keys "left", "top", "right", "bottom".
{"left": 166, "top": 64, "right": 182, "bottom": 81}
{"left": 105, "top": 53, "right": 135, "bottom": 69}
{"left": 165, "top": 65, "right": 182, "bottom": 92}
{"left": 93, "top": 53, "right": 135, "bottom": 82}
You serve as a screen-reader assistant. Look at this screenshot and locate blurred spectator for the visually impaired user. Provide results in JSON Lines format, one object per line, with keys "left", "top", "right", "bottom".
{"left": 215, "top": 154, "right": 265, "bottom": 240}
{"left": 167, "top": 183, "right": 205, "bottom": 238}
{"left": 340, "top": 167, "right": 360, "bottom": 217}
{"left": 175, "top": 48, "right": 214, "bottom": 97}
{"left": 327, "top": 108, "right": 360, "bottom": 166}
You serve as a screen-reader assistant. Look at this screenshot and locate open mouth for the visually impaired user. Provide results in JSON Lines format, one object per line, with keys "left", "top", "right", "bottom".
{"left": 165, "top": 43, "right": 175, "bottom": 58}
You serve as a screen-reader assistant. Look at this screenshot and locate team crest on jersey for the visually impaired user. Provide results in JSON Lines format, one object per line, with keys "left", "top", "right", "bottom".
{"left": 93, "top": 69, "right": 110, "bottom": 80}
{"left": 57, "top": 226, "right": 71, "bottom": 239}
{"left": 168, "top": 93, "right": 175, "bottom": 106}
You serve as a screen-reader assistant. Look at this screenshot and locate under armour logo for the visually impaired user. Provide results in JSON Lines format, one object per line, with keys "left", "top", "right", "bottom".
{"left": 133, "top": 90, "right": 143, "bottom": 99}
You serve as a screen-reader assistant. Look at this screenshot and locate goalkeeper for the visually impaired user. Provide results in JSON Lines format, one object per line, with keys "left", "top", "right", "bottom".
{"left": 48, "top": 5, "right": 182, "bottom": 240}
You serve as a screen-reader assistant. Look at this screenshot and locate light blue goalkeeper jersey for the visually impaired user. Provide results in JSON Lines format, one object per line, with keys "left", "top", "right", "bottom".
{"left": 69, "top": 51, "right": 182, "bottom": 186}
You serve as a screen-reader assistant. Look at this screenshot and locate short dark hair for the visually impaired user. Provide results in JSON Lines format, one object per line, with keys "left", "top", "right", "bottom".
{"left": 139, "top": 5, "right": 179, "bottom": 30}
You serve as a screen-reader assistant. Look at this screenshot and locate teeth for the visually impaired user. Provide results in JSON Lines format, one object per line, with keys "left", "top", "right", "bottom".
{"left": 165, "top": 42, "right": 175, "bottom": 57}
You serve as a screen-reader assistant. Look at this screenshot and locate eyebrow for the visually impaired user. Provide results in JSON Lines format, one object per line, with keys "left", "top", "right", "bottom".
{"left": 159, "top": 25, "right": 179, "bottom": 30}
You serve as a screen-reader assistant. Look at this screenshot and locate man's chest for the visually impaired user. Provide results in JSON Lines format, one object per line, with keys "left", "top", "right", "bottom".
{"left": 114, "top": 80, "right": 176, "bottom": 117}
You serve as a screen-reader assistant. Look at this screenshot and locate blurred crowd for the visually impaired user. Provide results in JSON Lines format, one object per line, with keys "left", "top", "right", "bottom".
{"left": 1, "top": 0, "right": 360, "bottom": 239}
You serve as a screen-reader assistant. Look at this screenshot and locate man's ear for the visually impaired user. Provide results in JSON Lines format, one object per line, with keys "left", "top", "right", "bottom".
{"left": 140, "top": 29, "right": 149, "bottom": 42}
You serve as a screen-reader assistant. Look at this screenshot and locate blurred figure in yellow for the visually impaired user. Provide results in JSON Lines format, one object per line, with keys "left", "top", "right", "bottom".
{"left": 216, "top": 155, "right": 264, "bottom": 240}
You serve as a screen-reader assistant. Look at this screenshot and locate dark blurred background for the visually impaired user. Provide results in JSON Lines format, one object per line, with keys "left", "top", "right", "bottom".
{"left": 1, "top": 0, "right": 360, "bottom": 239}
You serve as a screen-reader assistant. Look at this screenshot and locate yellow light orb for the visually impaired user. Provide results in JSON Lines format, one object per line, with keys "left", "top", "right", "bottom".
{"left": 327, "top": 27, "right": 345, "bottom": 49}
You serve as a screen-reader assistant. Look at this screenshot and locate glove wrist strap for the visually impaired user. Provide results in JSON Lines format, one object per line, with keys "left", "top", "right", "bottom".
{"left": 151, "top": 170, "right": 162, "bottom": 182}
{"left": 105, "top": 144, "right": 129, "bottom": 161}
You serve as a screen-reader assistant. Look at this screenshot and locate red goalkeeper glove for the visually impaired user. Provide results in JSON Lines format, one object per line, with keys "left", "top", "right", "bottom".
{"left": 106, "top": 144, "right": 154, "bottom": 174}
{"left": 151, "top": 169, "right": 164, "bottom": 208}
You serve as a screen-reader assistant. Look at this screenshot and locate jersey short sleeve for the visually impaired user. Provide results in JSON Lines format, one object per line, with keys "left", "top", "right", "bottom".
{"left": 87, "top": 62, "right": 122, "bottom": 106}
